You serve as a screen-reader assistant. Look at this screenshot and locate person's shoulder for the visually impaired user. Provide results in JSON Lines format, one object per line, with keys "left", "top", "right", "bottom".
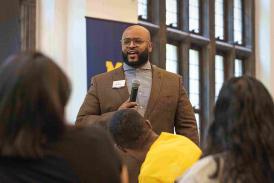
{"left": 55, "top": 126, "right": 121, "bottom": 183}
{"left": 92, "top": 66, "right": 123, "bottom": 80}
{"left": 176, "top": 155, "right": 218, "bottom": 183}
{"left": 58, "top": 125, "right": 118, "bottom": 160}
{"left": 65, "top": 125, "right": 113, "bottom": 143}
{"left": 152, "top": 65, "right": 181, "bottom": 78}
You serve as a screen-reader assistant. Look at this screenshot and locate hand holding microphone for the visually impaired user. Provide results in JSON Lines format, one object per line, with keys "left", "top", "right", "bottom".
{"left": 118, "top": 79, "right": 140, "bottom": 110}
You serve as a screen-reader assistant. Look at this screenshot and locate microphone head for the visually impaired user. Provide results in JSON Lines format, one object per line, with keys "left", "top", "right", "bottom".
{"left": 132, "top": 79, "right": 140, "bottom": 88}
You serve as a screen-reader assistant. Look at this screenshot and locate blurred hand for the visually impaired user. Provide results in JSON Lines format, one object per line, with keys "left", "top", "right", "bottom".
{"left": 120, "top": 165, "right": 129, "bottom": 183}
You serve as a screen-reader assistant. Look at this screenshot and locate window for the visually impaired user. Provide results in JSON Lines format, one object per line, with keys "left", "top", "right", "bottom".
{"left": 195, "top": 113, "right": 200, "bottom": 134}
{"left": 189, "top": 49, "right": 200, "bottom": 133}
{"left": 138, "top": 0, "right": 255, "bottom": 141}
{"left": 234, "top": 58, "right": 243, "bottom": 76}
{"left": 189, "top": 49, "right": 200, "bottom": 109}
{"left": 166, "top": 44, "right": 178, "bottom": 73}
{"left": 166, "top": 0, "right": 178, "bottom": 27}
{"left": 215, "top": 0, "right": 224, "bottom": 40}
{"left": 189, "top": 0, "right": 200, "bottom": 33}
{"left": 234, "top": 0, "right": 243, "bottom": 44}
{"left": 215, "top": 55, "right": 224, "bottom": 99}
{"left": 138, "top": 0, "right": 148, "bottom": 20}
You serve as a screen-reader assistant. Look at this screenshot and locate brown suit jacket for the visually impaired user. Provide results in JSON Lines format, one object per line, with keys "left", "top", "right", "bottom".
{"left": 76, "top": 65, "right": 199, "bottom": 183}
{"left": 76, "top": 65, "right": 198, "bottom": 143}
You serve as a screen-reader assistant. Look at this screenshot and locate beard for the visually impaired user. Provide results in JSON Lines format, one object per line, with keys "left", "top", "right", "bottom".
{"left": 122, "top": 48, "right": 149, "bottom": 68}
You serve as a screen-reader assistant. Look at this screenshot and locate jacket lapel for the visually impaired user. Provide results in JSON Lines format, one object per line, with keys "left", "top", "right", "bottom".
{"left": 145, "top": 65, "right": 163, "bottom": 119}
{"left": 111, "top": 67, "right": 129, "bottom": 103}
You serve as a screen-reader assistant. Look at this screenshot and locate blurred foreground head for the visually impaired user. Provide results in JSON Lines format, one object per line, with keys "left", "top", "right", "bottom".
{"left": 0, "top": 52, "right": 71, "bottom": 158}
{"left": 206, "top": 76, "right": 274, "bottom": 183}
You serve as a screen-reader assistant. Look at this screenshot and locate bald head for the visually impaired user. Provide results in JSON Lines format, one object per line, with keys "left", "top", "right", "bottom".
{"left": 121, "top": 25, "right": 152, "bottom": 68}
{"left": 122, "top": 25, "right": 151, "bottom": 41}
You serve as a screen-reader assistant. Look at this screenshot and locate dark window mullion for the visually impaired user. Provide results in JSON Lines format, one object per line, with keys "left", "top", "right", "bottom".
{"left": 225, "top": 50, "right": 235, "bottom": 80}
{"left": 243, "top": 0, "right": 255, "bottom": 75}
{"left": 151, "top": 0, "right": 160, "bottom": 25}
{"left": 226, "top": 0, "right": 234, "bottom": 44}
{"left": 243, "top": 0, "right": 254, "bottom": 48}
{"left": 198, "top": 0, "right": 203, "bottom": 35}
{"left": 180, "top": 41, "right": 191, "bottom": 93}
{"left": 201, "top": 0, "right": 210, "bottom": 38}
{"left": 182, "top": 0, "right": 189, "bottom": 32}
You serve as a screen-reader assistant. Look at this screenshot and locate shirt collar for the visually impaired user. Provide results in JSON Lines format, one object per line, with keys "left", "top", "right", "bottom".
{"left": 123, "top": 61, "right": 152, "bottom": 71}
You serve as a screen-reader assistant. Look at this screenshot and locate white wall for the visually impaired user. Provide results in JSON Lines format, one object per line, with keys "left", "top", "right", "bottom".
{"left": 255, "top": 0, "right": 274, "bottom": 97}
{"left": 86, "top": 0, "right": 137, "bottom": 23}
{"left": 36, "top": 0, "right": 137, "bottom": 123}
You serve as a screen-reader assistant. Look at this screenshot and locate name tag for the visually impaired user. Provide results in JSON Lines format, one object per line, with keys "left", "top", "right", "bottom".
{"left": 112, "top": 80, "right": 126, "bottom": 88}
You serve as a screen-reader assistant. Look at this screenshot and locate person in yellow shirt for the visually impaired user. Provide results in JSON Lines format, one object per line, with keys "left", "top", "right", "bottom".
{"left": 109, "top": 109, "right": 202, "bottom": 183}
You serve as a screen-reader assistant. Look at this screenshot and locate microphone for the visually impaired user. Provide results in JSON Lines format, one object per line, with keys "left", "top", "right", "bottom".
{"left": 129, "top": 79, "right": 140, "bottom": 102}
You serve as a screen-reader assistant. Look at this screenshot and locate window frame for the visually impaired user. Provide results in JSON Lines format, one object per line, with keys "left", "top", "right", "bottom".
{"left": 138, "top": 0, "right": 255, "bottom": 142}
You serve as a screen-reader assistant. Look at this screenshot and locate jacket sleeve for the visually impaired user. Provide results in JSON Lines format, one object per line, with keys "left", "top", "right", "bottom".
{"left": 174, "top": 76, "right": 199, "bottom": 145}
{"left": 75, "top": 77, "right": 115, "bottom": 128}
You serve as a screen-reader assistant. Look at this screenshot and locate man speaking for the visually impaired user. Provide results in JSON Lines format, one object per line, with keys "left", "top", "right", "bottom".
{"left": 76, "top": 25, "right": 199, "bottom": 182}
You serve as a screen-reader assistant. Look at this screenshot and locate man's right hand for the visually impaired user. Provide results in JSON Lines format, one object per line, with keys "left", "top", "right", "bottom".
{"left": 118, "top": 99, "right": 138, "bottom": 110}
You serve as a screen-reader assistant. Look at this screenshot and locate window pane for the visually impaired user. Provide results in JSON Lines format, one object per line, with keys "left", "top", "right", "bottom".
{"left": 138, "top": 0, "right": 148, "bottom": 19}
{"left": 215, "top": 0, "right": 224, "bottom": 39}
{"left": 215, "top": 55, "right": 224, "bottom": 99}
{"left": 234, "top": 0, "right": 243, "bottom": 44}
{"left": 189, "top": 49, "right": 200, "bottom": 109}
{"left": 189, "top": 0, "right": 200, "bottom": 33}
{"left": 195, "top": 113, "right": 200, "bottom": 135}
{"left": 166, "top": 0, "right": 178, "bottom": 27}
{"left": 166, "top": 44, "right": 178, "bottom": 73}
{"left": 234, "top": 59, "right": 243, "bottom": 77}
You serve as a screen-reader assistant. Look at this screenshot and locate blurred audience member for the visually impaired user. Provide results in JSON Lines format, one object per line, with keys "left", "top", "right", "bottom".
{"left": 0, "top": 52, "right": 125, "bottom": 183}
{"left": 109, "top": 109, "right": 201, "bottom": 183}
{"left": 177, "top": 76, "right": 274, "bottom": 183}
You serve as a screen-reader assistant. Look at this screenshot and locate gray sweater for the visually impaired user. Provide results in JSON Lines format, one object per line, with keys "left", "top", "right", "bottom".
{"left": 176, "top": 155, "right": 224, "bottom": 183}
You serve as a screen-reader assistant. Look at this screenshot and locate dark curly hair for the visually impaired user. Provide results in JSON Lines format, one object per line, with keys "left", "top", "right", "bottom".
{"left": 204, "top": 76, "right": 274, "bottom": 183}
{"left": 0, "top": 52, "right": 71, "bottom": 158}
{"left": 108, "top": 109, "right": 150, "bottom": 150}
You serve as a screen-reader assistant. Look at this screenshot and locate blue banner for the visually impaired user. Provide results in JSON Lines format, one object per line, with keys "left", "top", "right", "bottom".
{"left": 86, "top": 17, "right": 133, "bottom": 89}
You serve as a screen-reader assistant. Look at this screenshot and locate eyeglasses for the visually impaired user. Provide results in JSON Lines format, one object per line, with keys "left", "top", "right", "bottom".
{"left": 121, "top": 38, "right": 147, "bottom": 46}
